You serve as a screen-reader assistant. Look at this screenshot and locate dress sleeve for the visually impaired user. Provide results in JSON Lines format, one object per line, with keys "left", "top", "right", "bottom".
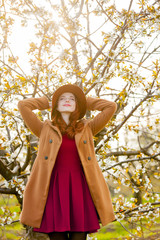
{"left": 18, "top": 96, "right": 50, "bottom": 138}
{"left": 86, "top": 97, "right": 117, "bottom": 136}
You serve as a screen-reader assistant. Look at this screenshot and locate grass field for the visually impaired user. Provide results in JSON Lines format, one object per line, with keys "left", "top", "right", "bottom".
{"left": 1, "top": 219, "right": 160, "bottom": 240}
{"left": 0, "top": 195, "right": 160, "bottom": 240}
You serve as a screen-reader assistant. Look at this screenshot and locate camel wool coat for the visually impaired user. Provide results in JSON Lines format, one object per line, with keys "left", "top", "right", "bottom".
{"left": 18, "top": 95, "right": 117, "bottom": 228}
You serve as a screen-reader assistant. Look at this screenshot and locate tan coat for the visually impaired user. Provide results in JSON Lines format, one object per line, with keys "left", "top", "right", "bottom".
{"left": 18, "top": 96, "right": 117, "bottom": 228}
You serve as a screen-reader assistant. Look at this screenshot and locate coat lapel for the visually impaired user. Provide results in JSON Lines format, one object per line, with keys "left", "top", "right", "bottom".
{"left": 45, "top": 119, "right": 62, "bottom": 141}
{"left": 75, "top": 120, "right": 89, "bottom": 147}
{"left": 75, "top": 131, "right": 82, "bottom": 147}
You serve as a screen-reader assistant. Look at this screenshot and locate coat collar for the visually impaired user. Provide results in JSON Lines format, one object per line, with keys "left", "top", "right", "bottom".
{"left": 44, "top": 119, "right": 90, "bottom": 146}
{"left": 44, "top": 119, "right": 62, "bottom": 140}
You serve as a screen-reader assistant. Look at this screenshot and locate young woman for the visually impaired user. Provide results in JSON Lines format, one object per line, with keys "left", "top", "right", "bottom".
{"left": 18, "top": 84, "right": 117, "bottom": 240}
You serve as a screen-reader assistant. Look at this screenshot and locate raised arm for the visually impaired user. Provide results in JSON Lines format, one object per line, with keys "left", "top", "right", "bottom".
{"left": 18, "top": 96, "right": 50, "bottom": 138}
{"left": 86, "top": 97, "right": 117, "bottom": 136}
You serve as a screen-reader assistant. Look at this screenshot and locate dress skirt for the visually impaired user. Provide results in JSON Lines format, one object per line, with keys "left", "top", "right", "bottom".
{"left": 34, "top": 134, "right": 100, "bottom": 233}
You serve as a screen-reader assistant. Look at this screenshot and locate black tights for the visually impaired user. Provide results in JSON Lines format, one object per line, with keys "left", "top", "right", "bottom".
{"left": 48, "top": 232, "right": 87, "bottom": 240}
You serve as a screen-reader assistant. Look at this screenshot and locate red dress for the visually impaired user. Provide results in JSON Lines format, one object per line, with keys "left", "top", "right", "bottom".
{"left": 34, "top": 134, "right": 100, "bottom": 233}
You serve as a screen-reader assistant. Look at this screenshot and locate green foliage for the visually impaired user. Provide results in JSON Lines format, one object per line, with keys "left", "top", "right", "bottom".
{"left": 0, "top": 223, "right": 24, "bottom": 240}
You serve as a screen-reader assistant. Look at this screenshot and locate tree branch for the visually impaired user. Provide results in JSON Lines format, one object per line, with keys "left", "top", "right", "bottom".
{"left": 74, "top": 0, "right": 84, "bottom": 19}
{"left": 104, "top": 153, "right": 160, "bottom": 171}
{"left": 96, "top": 92, "right": 153, "bottom": 153}
{"left": 122, "top": 202, "right": 160, "bottom": 216}
{"left": 84, "top": 43, "right": 107, "bottom": 75}
{"left": 0, "top": 187, "right": 16, "bottom": 194}
{"left": 105, "top": 141, "right": 160, "bottom": 157}
{"left": 0, "top": 159, "right": 15, "bottom": 181}
{"left": 95, "top": 0, "right": 119, "bottom": 27}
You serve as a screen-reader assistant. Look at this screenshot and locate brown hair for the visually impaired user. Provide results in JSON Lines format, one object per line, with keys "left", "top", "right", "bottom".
{"left": 51, "top": 98, "right": 84, "bottom": 139}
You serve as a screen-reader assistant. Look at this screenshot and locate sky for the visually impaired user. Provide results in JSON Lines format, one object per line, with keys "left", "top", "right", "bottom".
{"left": 7, "top": 0, "right": 141, "bottom": 74}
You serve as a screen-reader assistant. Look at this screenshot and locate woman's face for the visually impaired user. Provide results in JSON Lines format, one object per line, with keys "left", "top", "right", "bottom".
{"left": 57, "top": 92, "right": 76, "bottom": 113}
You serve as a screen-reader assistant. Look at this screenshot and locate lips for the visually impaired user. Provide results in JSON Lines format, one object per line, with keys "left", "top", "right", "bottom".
{"left": 63, "top": 104, "right": 71, "bottom": 106}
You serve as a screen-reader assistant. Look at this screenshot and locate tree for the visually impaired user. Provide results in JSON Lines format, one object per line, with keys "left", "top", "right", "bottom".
{"left": 0, "top": 0, "right": 160, "bottom": 239}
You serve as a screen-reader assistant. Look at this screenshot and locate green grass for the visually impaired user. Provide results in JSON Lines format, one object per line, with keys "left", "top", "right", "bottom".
{"left": 0, "top": 195, "right": 24, "bottom": 239}
{"left": 90, "top": 221, "right": 131, "bottom": 240}
{"left": 0, "top": 195, "right": 18, "bottom": 206}
{"left": 90, "top": 218, "right": 160, "bottom": 240}
{"left": 0, "top": 222, "right": 25, "bottom": 240}
{"left": 0, "top": 195, "right": 160, "bottom": 239}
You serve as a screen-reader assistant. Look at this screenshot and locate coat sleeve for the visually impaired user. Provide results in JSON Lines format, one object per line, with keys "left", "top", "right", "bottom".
{"left": 86, "top": 97, "right": 117, "bottom": 136}
{"left": 18, "top": 96, "right": 50, "bottom": 138}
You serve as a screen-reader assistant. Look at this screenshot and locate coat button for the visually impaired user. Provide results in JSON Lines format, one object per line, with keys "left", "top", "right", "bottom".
{"left": 44, "top": 156, "right": 48, "bottom": 160}
{"left": 49, "top": 139, "right": 53, "bottom": 143}
{"left": 88, "top": 156, "right": 91, "bottom": 160}
{"left": 83, "top": 140, "right": 87, "bottom": 144}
